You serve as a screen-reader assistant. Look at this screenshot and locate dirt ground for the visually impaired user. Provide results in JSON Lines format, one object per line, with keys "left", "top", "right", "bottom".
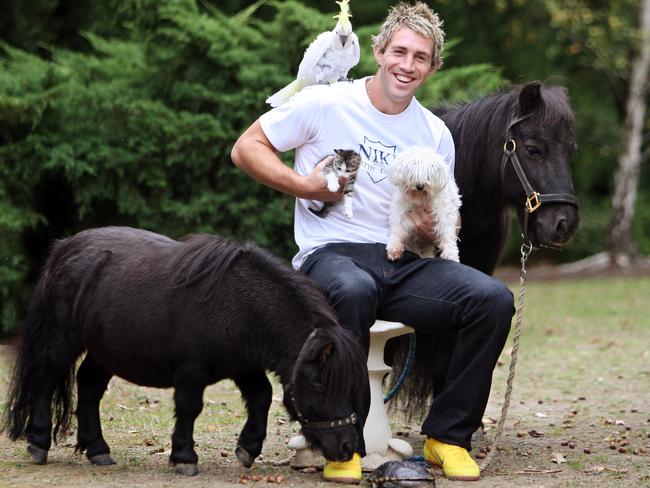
{"left": 2, "top": 372, "right": 648, "bottom": 488}
{"left": 0, "top": 263, "right": 649, "bottom": 488}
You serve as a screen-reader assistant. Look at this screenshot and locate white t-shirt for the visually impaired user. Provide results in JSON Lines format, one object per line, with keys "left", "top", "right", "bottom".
{"left": 259, "top": 77, "right": 455, "bottom": 269}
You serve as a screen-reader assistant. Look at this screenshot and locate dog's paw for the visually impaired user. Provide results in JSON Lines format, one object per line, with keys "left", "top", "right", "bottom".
{"left": 386, "top": 245, "right": 404, "bottom": 261}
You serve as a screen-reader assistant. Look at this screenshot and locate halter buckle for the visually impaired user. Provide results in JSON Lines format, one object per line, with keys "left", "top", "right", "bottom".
{"left": 503, "top": 139, "right": 516, "bottom": 153}
{"left": 525, "top": 192, "right": 541, "bottom": 213}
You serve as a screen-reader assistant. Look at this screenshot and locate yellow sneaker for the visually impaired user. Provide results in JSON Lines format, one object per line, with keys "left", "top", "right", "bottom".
{"left": 423, "top": 437, "right": 480, "bottom": 481}
{"left": 323, "top": 453, "right": 362, "bottom": 484}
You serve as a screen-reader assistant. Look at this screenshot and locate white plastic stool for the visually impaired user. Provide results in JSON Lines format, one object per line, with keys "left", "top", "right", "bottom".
{"left": 362, "top": 320, "right": 414, "bottom": 469}
{"left": 288, "top": 320, "right": 414, "bottom": 471}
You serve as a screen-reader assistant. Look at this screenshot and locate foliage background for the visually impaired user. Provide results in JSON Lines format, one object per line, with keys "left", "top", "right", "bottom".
{"left": 0, "top": 0, "right": 648, "bottom": 335}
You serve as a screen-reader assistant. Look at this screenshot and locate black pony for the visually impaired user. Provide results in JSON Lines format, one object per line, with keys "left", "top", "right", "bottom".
{"left": 392, "top": 82, "right": 580, "bottom": 416}
{"left": 3, "top": 227, "right": 370, "bottom": 476}
{"left": 440, "top": 81, "right": 580, "bottom": 274}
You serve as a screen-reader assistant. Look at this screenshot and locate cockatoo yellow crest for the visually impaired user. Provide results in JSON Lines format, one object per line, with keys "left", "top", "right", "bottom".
{"left": 265, "top": 0, "right": 360, "bottom": 107}
{"left": 334, "top": 0, "right": 352, "bottom": 32}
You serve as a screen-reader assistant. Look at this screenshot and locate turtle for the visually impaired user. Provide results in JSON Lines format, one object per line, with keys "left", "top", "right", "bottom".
{"left": 365, "top": 460, "right": 435, "bottom": 487}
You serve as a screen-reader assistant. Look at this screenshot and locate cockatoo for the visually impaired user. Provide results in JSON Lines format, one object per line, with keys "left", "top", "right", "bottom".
{"left": 266, "top": 0, "right": 360, "bottom": 107}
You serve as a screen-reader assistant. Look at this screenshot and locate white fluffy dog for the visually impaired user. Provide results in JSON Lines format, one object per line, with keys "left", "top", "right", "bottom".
{"left": 386, "top": 146, "right": 462, "bottom": 262}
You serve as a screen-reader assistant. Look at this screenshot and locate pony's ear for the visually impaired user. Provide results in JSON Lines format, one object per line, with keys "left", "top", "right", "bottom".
{"left": 319, "top": 343, "right": 333, "bottom": 363}
{"left": 518, "top": 81, "right": 542, "bottom": 115}
{"left": 302, "top": 329, "right": 334, "bottom": 363}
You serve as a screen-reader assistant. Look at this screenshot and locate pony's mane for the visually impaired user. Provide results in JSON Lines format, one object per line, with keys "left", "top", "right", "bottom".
{"left": 437, "top": 83, "right": 574, "bottom": 134}
{"left": 530, "top": 85, "right": 575, "bottom": 142}
{"left": 170, "top": 234, "right": 243, "bottom": 299}
{"left": 244, "top": 244, "right": 341, "bottom": 328}
{"left": 291, "top": 326, "right": 367, "bottom": 411}
{"left": 319, "top": 326, "right": 367, "bottom": 405}
{"left": 170, "top": 234, "right": 340, "bottom": 328}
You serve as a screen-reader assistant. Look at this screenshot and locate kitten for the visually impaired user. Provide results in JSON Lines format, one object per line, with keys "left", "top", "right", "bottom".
{"left": 309, "top": 149, "right": 361, "bottom": 218}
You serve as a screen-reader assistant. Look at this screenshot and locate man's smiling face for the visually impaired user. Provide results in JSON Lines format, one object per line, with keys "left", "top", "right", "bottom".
{"left": 372, "top": 27, "right": 436, "bottom": 114}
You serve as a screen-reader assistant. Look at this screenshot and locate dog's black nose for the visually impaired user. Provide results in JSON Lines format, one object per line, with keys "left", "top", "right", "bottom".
{"left": 416, "top": 184, "right": 424, "bottom": 191}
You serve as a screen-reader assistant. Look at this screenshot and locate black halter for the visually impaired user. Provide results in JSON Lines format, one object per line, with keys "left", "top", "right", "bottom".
{"left": 500, "top": 112, "right": 579, "bottom": 246}
{"left": 289, "top": 386, "right": 357, "bottom": 431}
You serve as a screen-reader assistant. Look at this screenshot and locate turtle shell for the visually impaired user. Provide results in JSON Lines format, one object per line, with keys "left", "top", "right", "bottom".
{"left": 366, "top": 460, "right": 435, "bottom": 488}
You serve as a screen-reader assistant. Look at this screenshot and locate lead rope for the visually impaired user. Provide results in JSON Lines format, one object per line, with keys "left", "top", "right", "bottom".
{"left": 479, "top": 240, "right": 532, "bottom": 470}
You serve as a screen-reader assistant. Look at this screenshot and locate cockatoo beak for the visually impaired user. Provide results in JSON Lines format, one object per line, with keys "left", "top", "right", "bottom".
{"left": 339, "top": 34, "right": 349, "bottom": 47}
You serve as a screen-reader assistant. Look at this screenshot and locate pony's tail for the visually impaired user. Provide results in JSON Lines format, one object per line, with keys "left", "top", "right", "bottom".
{"left": 3, "top": 276, "right": 76, "bottom": 444}
{"left": 387, "top": 332, "right": 456, "bottom": 420}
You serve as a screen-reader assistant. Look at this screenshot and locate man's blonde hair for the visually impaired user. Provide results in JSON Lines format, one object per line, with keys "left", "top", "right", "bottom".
{"left": 372, "top": 1, "right": 445, "bottom": 68}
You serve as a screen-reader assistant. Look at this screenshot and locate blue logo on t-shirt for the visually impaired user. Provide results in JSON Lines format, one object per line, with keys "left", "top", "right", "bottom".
{"left": 358, "top": 137, "right": 396, "bottom": 184}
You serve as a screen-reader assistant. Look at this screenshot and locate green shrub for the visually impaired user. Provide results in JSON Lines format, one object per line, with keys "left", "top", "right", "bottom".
{"left": 0, "top": 1, "right": 313, "bottom": 335}
{"left": 0, "top": 1, "right": 511, "bottom": 336}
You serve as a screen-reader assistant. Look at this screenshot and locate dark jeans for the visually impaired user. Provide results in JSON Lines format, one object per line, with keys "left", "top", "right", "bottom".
{"left": 300, "top": 242, "right": 514, "bottom": 451}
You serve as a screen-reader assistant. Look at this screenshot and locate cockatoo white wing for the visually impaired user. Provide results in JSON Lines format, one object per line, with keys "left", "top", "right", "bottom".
{"left": 297, "top": 30, "right": 338, "bottom": 83}
{"left": 264, "top": 78, "right": 308, "bottom": 108}
{"left": 265, "top": 30, "right": 336, "bottom": 108}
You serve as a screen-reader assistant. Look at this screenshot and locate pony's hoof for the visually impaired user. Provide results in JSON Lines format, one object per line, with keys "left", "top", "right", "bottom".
{"left": 89, "top": 453, "right": 116, "bottom": 466}
{"left": 235, "top": 445, "right": 255, "bottom": 468}
{"left": 27, "top": 444, "right": 48, "bottom": 465}
{"left": 175, "top": 463, "right": 199, "bottom": 476}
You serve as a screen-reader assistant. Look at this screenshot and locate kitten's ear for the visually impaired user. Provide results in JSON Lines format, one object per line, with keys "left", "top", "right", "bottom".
{"left": 333, "top": 149, "right": 342, "bottom": 156}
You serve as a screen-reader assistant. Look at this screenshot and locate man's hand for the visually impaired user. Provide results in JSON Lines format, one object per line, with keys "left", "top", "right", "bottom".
{"left": 408, "top": 208, "right": 436, "bottom": 245}
{"left": 407, "top": 210, "right": 460, "bottom": 246}
{"left": 300, "top": 156, "right": 346, "bottom": 202}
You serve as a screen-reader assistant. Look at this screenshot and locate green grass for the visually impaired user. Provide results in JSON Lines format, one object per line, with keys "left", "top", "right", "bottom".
{"left": 496, "top": 277, "right": 650, "bottom": 405}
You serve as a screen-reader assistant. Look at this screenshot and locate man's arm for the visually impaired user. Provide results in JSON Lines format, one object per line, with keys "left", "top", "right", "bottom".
{"left": 231, "top": 119, "right": 343, "bottom": 202}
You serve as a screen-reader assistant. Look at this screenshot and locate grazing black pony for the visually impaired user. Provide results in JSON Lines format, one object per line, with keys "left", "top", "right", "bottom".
{"left": 3, "top": 227, "right": 370, "bottom": 476}
{"left": 440, "top": 81, "right": 580, "bottom": 274}
{"left": 391, "top": 82, "right": 580, "bottom": 416}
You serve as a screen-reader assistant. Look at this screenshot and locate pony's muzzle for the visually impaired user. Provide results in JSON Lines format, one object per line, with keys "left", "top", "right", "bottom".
{"left": 313, "top": 428, "right": 358, "bottom": 462}
{"left": 339, "top": 440, "right": 355, "bottom": 460}
{"left": 552, "top": 212, "right": 579, "bottom": 245}
{"left": 535, "top": 204, "right": 580, "bottom": 247}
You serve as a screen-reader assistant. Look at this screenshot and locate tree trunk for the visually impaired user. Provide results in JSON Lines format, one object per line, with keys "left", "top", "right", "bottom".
{"left": 607, "top": 0, "right": 650, "bottom": 266}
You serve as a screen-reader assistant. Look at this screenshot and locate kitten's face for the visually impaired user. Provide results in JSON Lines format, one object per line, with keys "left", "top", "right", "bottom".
{"left": 333, "top": 149, "right": 361, "bottom": 172}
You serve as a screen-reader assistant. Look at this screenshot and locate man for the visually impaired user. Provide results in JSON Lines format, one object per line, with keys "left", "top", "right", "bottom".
{"left": 231, "top": 2, "right": 513, "bottom": 483}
